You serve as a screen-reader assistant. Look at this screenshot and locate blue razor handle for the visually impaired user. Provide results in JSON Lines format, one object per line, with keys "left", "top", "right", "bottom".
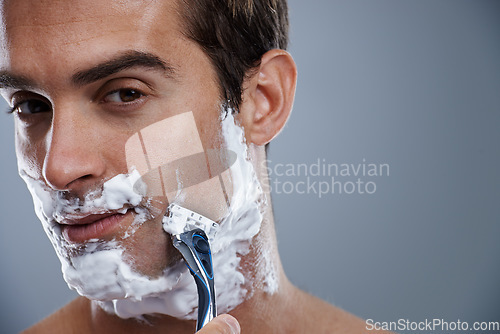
{"left": 172, "top": 229, "right": 216, "bottom": 331}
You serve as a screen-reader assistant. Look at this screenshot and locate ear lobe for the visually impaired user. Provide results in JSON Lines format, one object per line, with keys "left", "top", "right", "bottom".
{"left": 246, "top": 49, "right": 297, "bottom": 146}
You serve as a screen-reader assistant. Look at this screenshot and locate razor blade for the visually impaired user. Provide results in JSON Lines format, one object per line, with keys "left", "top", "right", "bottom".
{"left": 164, "top": 204, "right": 219, "bottom": 240}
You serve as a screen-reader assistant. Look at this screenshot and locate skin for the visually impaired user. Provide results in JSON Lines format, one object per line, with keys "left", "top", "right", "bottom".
{"left": 0, "top": 0, "right": 393, "bottom": 333}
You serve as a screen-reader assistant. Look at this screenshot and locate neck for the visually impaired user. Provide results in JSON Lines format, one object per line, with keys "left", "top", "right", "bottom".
{"left": 228, "top": 204, "right": 298, "bottom": 333}
{"left": 222, "top": 144, "right": 297, "bottom": 330}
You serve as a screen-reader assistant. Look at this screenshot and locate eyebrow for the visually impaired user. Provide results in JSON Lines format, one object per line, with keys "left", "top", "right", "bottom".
{"left": 0, "top": 72, "right": 36, "bottom": 90}
{"left": 72, "top": 51, "right": 176, "bottom": 86}
{"left": 0, "top": 50, "right": 176, "bottom": 90}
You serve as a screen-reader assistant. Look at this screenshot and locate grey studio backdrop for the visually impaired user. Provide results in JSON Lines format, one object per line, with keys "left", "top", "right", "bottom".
{"left": 1, "top": 1, "right": 499, "bottom": 333}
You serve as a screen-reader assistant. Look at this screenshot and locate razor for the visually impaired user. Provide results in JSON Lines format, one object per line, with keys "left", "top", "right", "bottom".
{"left": 164, "top": 204, "right": 218, "bottom": 331}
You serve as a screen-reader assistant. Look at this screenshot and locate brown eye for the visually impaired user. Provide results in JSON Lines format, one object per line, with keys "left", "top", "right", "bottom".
{"left": 105, "top": 89, "right": 144, "bottom": 103}
{"left": 14, "top": 100, "right": 51, "bottom": 114}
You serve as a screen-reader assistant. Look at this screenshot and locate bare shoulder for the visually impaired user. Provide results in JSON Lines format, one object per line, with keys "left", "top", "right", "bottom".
{"left": 293, "top": 288, "right": 394, "bottom": 334}
{"left": 22, "top": 297, "right": 92, "bottom": 334}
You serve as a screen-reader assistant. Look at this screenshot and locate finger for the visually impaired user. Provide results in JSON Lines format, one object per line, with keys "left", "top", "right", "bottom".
{"left": 196, "top": 314, "right": 241, "bottom": 334}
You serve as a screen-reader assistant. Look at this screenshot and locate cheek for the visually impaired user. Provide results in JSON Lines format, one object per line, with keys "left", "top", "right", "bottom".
{"left": 125, "top": 110, "right": 232, "bottom": 221}
{"left": 14, "top": 127, "right": 45, "bottom": 178}
{"left": 100, "top": 133, "right": 131, "bottom": 171}
{"left": 120, "top": 208, "right": 181, "bottom": 277}
{"left": 195, "top": 107, "right": 225, "bottom": 150}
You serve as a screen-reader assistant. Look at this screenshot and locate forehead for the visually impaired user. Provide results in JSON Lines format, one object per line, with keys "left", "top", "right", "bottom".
{"left": 2, "top": 0, "right": 178, "bottom": 31}
{"left": 0, "top": 0, "right": 183, "bottom": 76}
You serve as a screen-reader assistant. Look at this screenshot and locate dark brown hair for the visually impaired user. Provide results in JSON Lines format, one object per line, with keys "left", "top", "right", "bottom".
{"left": 179, "top": 0, "right": 289, "bottom": 111}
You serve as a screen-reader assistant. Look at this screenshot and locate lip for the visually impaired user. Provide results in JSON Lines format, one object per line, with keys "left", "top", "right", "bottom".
{"left": 60, "top": 210, "right": 133, "bottom": 243}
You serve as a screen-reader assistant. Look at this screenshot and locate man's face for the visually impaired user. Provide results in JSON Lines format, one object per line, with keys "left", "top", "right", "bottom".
{"left": 0, "top": 0, "right": 229, "bottom": 277}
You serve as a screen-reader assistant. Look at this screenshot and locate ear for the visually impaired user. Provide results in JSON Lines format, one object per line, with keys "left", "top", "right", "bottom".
{"left": 239, "top": 49, "right": 297, "bottom": 146}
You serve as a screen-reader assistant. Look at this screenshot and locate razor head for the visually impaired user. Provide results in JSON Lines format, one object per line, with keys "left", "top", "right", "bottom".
{"left": 173, "top": 229, "right": 216, "bottom": 331}
{"left": 164, "top": 204, "right": 219, "bottom": 239}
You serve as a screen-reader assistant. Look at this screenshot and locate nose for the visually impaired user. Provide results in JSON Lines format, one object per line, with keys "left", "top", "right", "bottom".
{"left": 42, "top": 105, "right": 106, "bottom": 191}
